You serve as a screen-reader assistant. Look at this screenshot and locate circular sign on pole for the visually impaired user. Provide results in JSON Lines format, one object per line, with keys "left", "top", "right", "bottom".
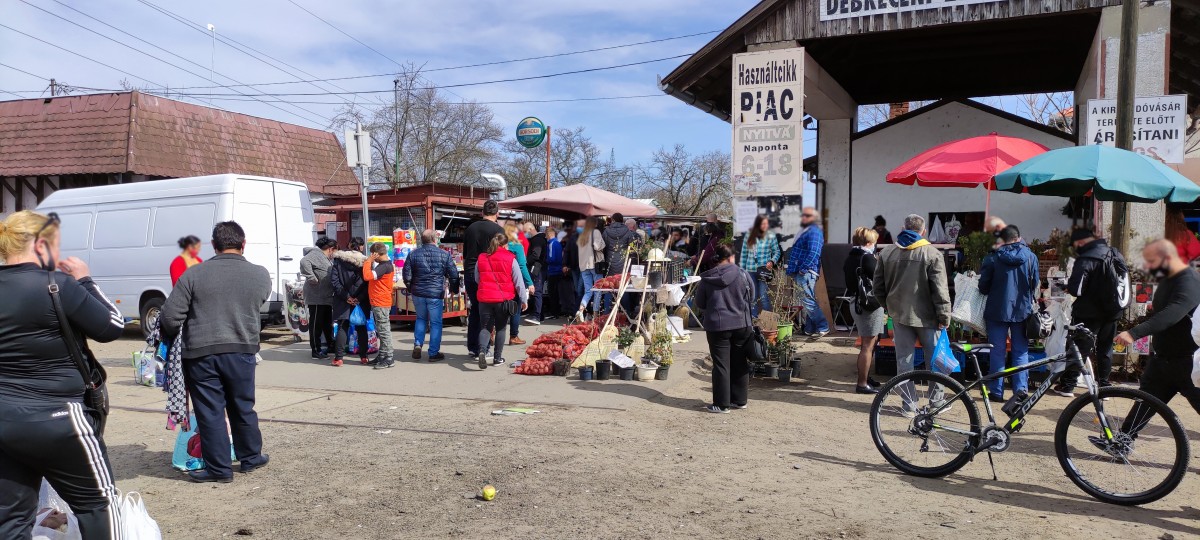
{"left": 516, "top": 117, "right": 546, "bottom": 148}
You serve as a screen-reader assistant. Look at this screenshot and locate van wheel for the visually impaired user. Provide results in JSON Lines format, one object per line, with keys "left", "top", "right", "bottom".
{"left": 140, "top": 297, "right": 165, "bottom": 338}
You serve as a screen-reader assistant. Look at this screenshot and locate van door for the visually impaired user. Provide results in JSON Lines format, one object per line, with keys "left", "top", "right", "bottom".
{"left": 272, "top": 181, "right": 313, "bottom": 287}
{"left": 233, "top": 180, "right": 282, "bottom": 307}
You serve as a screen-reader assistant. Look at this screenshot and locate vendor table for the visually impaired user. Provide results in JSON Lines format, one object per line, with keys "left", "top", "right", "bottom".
{"left": 391, "top": 284, "right": 469, "bottom": 324}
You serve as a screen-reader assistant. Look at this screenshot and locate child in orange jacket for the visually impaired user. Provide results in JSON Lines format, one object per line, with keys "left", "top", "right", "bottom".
{"left": 363, "top": 243, "right": 396, "bottom": 367}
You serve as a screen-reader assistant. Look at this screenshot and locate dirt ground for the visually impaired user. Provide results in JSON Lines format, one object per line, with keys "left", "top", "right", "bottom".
{"left": 90, "top": 322, "right": 1200, "bottom": 540}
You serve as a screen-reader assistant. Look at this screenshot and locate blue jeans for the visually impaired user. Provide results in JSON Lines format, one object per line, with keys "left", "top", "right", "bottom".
{"left": 573, "top": 270, "right": 584, "bottom": 301}
{"left": 579, "top": 269, "right": 601, "bottom": 312}
{"left": 751, "top": 273, "right": 772, "bottom": 317}
{"left": 985, "top": 320, "right": 1029, "bottom": 398}
{"left": 412, "top": 296, "right": 444, "bottom": 355}
{"left": 796, "top": 272, "right": 829, "bottom": 334}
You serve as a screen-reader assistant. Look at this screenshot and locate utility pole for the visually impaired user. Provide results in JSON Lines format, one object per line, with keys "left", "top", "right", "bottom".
{"left": 1110, "top": 0, "right": 1138, "bottom": 255}
{"left": 394, "top": 76, "right": 401, "bottom": 186}
{"left": 544, "top": 126, "right": 552, "bottom": 191}
{"left": 206, "top": 24, "right": 217, "bottom": 106}
{"left": 49, "top": 78, "right": 57, "bottom": 96}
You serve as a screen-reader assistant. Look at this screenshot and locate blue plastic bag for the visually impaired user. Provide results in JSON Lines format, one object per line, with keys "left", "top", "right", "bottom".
{"left": 931, "top": 330, "right": 960, "bottom": 374}
{"left": 349, "top": 305, "right": 368, "bottom": 327}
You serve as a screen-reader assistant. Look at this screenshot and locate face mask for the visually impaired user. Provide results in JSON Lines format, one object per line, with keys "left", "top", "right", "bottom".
{"left": 1149, "top": 262, "right": 1170, "bottom": 280}
{"left": 576, "top": 227, "right": 584, "bottom": 234}
{"left": 36, "top": 240, "right": 57, "bottom": 272}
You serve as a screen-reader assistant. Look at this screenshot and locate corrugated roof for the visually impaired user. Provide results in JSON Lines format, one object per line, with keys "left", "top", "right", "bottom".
{"left": 0, "top": 91, "right": 358, "bottom": 195}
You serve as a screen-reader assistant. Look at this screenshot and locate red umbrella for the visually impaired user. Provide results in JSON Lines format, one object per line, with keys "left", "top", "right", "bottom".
{"left": 499, "top": 183, "right": 658, "bottom": 219}
{"left": 886, "top": 133, "right": 1049, "bottom": 219}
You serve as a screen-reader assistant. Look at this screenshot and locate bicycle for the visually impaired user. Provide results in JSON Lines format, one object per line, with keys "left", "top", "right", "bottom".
{"left": 868, "top": 324, "right": 1190, "bottom": 506}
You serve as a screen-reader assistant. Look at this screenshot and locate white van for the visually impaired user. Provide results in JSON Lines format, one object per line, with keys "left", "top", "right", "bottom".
{"left": 36, "top": 174, "right": 315, "bottom": 335}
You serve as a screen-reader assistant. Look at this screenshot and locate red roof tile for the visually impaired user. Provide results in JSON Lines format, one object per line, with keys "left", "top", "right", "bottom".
{"left": 0, "top": 91, "right": 357, "bottom": 195}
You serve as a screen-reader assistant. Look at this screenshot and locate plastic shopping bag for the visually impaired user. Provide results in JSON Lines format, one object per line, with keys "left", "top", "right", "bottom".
{"left": 950, "top": 272, "right": 987, "bottom": 334}
{"left": 118, "top": 492, "right": 162, "bottom": 540}
{"left": 347, "top": 327, "right": 380, "bottom": 356}
{"left": 349, "top": 305, "right": 368, "bottom": 327}
{"left": 35, "top": 481, "right": 81, "bottom": 540}
{"left": 171, "top": 414, "right": 237, "bottom": 472}
{"left": 131, "top": 349, "right": 159, "bottom": 387}
{"left": 931, "top": 330, "right": 960, "bottom": 374}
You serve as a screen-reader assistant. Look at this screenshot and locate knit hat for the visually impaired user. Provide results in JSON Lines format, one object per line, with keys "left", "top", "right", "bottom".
{"left": 1070, "top": 228, "right": 1095, "bottom": 243}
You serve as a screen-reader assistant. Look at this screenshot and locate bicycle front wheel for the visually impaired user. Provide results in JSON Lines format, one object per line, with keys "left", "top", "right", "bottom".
{"left": 1054, "top": 386, "right": 1190, "bottom": 506}
{"left": 870, "top": 370, "right": 980, "bottom": 477}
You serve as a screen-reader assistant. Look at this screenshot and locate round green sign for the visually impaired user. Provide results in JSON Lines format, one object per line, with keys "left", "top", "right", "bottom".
{"left": 516, "top": 117, "right": 546, "bottom": 148}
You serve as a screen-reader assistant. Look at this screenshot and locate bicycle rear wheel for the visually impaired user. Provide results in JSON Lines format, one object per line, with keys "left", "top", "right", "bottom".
{"left": 1054, "top": 386, "right": 1190, "bottom": 506}
{"left": 869, "top": 370, "right": 980, "bottom": 477}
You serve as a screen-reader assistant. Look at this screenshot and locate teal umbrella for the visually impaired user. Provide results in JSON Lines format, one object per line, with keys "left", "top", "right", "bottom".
{"left": 993, "top": 145, "right": 1200, "bottom": 203}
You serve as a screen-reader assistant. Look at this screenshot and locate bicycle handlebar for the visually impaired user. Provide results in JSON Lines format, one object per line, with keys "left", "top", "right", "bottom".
{"left": 1065, "top": 323, "right": 1096, "bottom": 342}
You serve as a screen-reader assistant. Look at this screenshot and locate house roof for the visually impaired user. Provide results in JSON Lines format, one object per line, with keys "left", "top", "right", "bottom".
{"left": 852, "top": 99, "right": 1078, "bottom": 142}
{"left": 0, "top": 91, "right": 358, "bottom": 195}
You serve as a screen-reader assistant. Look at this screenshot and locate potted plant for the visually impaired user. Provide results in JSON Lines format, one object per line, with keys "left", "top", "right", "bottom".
{"left": 769, "top": 339, "right": 794, "bottom": 382}
{"left": 616, "top": 327, "right": 637, "bottom": 354}
{"left": 957, "top": 231, "right": 994, "bottom": 273}
{"left": 648, "top": 325, "right": 674, "bottom": 380}
{"left": 764, "top": 266, "right": 801, "bottom": 338}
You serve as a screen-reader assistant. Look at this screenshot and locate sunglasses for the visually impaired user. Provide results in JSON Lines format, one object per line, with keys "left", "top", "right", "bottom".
{"left": 36, "top": 212, "right": 61, "bottom": 240}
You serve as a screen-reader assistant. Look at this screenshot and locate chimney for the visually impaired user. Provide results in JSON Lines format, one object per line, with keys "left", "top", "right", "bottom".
{"left": 889, "top": 102, "right": 910, "bottom": 119}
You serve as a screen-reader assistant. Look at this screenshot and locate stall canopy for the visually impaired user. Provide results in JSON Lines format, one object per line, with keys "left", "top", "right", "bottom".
{"left": 499, "top": 184, "right": 658, "bottom": 219}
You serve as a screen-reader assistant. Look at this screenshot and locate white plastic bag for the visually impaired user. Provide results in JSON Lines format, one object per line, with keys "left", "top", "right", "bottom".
{"left": 1190, "top": 305, "right": 1200, "bottom": 387}
{"left": 131, "top": 350, "right": 157, "bottom": 387}
{"left": 118, "top": 492, "right": 162, "bottom": 540}
{"left": 34, "top": 481, "right": 81, "bottom": 540}
{"left": 950, "top": 272, "right": 987, "bottom": 334}
{"left": 1044, "top": 297, "right": 1074, "bottom": 372}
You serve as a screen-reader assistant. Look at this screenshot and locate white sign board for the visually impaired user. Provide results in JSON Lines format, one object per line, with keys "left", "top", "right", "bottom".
{"left": 821, "top": 0, "right": 1001, "bottom": 21}
{"left": 344, "top": 127, "right": 372, "bottom": 168}
{"left": 734, "top": 200, "right": 758, "bottom": 233}
{"left": 731, "top": 48, "right": 804, "bottom": 197}
{"left": 1085, "top": 95, "right": 1187, "bottom": 164}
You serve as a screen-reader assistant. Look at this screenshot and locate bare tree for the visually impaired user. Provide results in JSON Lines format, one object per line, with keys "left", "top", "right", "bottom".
{"left": 1016, "top": 92, "right": 1075, "bottom": 134}
{"left": 332, "top": 65, "right": 504, "bottom": 188}
{"left": 635, "top": 144, "right": 731, "bottom": 216}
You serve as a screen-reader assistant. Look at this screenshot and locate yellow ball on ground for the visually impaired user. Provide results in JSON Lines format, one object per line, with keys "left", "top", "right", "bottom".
{"left": 481, "top": 485, "right": 497, "bottom": 501}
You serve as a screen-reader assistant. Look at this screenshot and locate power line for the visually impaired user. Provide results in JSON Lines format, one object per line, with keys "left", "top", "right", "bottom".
{"left": 0, "top": 62, "right": 47, "bottom": 82}
{"left": 158, "top": 31, "right": 718, "bottom": 91}
{"left": 17, "top": 0, "right": 331, "bottom": 127}
{"left": 133, "top": 93, "right": 669, "bottom": 106}
{"left": 0, "top": 22, "right": 166, "bottom": 89}
{"left": 156, "top": 54, "right": 691, "bottom": 97}
{"left": 285, "top": 0, "right": 402, "bottom": 68}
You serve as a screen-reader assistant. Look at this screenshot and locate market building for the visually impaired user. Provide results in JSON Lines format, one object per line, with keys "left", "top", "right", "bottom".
{"left": 659, "top": 0, "right": 1199, "bottom": 249}
{"left": 0, "top": 91, "right": 358, "bottom": 219}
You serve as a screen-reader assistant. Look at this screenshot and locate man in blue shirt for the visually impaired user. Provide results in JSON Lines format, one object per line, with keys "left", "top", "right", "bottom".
{"left": 786, "top": 207, "right": 829, "bottom": 338}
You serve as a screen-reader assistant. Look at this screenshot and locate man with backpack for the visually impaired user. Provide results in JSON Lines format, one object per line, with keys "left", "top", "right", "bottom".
{"left": 1054, "top": 228, "right": 1129, "bottom": 396}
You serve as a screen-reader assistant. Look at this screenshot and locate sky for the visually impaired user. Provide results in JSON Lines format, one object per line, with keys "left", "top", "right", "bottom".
{"left": 0, "top": 0, "right": 767, "bottom": 170}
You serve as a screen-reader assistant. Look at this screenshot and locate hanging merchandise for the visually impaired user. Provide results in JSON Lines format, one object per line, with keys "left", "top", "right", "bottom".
{"left": 927, "top": 215, "right": 949, "bottom": 244}
{"left": 283, "top": 278, "right": 309, "bottom": 341}
{"left": 944, "top": 214, "right": 963, "bottom": 244}
{"left": 950, "top": 272, "right": 987, "bottom": 334}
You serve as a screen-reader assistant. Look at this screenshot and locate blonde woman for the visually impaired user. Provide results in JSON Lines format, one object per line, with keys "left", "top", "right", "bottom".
{"left": 575, "top": 216, "right": 606, "bottom": 319}
{"left": 504, "top": 222, "right": 535, "bottom": 343}
{"left": 0, "top": 211, "right": 125, "bottom": 539}
{"left": 842, "top": 227, "right": 885, "bottom": 393}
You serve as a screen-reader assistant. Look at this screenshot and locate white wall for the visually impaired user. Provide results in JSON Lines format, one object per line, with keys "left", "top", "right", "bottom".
{"left": 848, "top": 101, "right": 1075, "bottom": 244}
{"left": 819, "top": 118, "right": 854, "bottom": 242}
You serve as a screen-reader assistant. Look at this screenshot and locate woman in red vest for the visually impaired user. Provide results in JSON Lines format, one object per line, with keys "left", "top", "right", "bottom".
{"left": 473, "top": 233, "right": 529, "bottom": 370}
{"left": 170, "top": 235, "right": 203, "bottom": 286}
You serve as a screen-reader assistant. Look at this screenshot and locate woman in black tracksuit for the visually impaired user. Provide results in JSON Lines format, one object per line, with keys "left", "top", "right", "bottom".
{"left": 0, "top": 210, "right": 126, "bottom": 540}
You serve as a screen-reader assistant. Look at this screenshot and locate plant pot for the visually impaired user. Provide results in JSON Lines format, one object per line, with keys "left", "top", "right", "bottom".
{"left": 777, "top": 369, "right": 792, "bottom": 383}
{"left": 637, "top": 364, "right": 658, "bottom": 381}
{"left": 647, "top": 271, "right": 664, "bottom": 288}
{"left": 619, "top": 366, "right": 636, "bottom": 381}
{"left": 578, "top": 366, "right": 594, "bottom": 381}
{"left": 790, "top": 359, "right": 801, "bottom": 376}
{"left": 595, "top": 360, "right": 612, "bottom": 380}
{"left": 654, "top": 365, "right": 670, "bottom": 380}
{"left": 553, "top": 359, "right": 570, "bottom": 377}
{"left": 777, "top": 323, "right": 794, "bottom": 342}
{"left": 764, "top": 365, "right": 779, "bottom": 378}
{"left": 763, "top": 331, "right": 779, "bottom": 345}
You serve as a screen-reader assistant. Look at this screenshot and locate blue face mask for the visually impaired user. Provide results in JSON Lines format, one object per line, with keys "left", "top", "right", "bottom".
{"left": 576, "top": 227, "right": 584, "bottom": 234}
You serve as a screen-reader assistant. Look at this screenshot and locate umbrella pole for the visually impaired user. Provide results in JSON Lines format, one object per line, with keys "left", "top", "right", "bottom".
{"left": 984, "top": 179, "right": 992, "bottom": 224}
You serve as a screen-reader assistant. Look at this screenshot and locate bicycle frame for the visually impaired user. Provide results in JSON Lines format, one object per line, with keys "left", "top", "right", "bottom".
{"left": 924, "top": 333, "right": 1118, "bottom": 453}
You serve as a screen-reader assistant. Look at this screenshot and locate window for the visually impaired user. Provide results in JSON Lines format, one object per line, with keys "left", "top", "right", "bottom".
{"left": 57, "top": 212, "right": 93, "bottom": 251}
{"left": 93, "top": 208, "right": 150, "bottom": 249}
{"left": 152, "top": 204, "right": 216, "bottom": 247}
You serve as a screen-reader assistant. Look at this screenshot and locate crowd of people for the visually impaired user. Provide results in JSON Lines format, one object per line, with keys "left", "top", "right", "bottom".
{"left": 4, "top": 198, "right": 1200, "bottom": 537}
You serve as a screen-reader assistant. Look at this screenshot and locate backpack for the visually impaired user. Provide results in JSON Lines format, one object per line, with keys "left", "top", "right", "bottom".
{"left": 854, "top": 252, "right": 881, "bottom": 314}
{"left": 1094, "top": 248, "right": 1131, "bottom": 313}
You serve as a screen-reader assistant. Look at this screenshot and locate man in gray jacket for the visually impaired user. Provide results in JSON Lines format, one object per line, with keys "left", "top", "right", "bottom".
{"left": 300, "top": 237, "right": 337, "bottom": 359}
{"left": 873, "top": 214, "right": 951, "bottom": 378}
{"left": 162, "top": 221, "right": 272, "bottom": 483}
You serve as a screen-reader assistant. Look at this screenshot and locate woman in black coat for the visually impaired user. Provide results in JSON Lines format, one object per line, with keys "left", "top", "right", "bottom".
{"left": 694, "top": 244, "right": 755, "bottom": 413}
{"left": 329, "top": 238, "right": 369, "bottom": 367}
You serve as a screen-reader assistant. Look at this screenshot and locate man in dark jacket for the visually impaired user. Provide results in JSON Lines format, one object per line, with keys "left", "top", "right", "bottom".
{"left": 562, "top": 223, "right": 580, "bottom": 315}
{"left": 978, "top": 225, "right": 1039, "bottom": 401}
{"left": 602, "top": 213, "right": 637, "bottom": 277}
{"left": 463, "top": 201, "right": 505, "bottom": 357}
{"left": 161, "top": 221, "right": 272, "bottom": 483}
{"left": 329, "top": 238, "right": 369, "bottom": 366}
{"left": 545, "top": 226, "right": 570, "bottom": 317}
{"left": 526, "top": 226, "right": 549, "bottom": 322}
{"left": 1117, "top": 239, "right": 1200, "bottom": 416}
{"left": 403, "top": 229, "right": 460, "bottom": 361}
{"left": 1055, "top": 228, "right": 1128, "bottom": 395}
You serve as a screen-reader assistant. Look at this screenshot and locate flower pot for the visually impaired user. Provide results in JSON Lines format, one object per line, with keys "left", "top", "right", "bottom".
{"left": 648, "top": 271, "right": 664, "bottom": 288}
{"left": 654, "top": 365, "right": 670, "bottom": 380}
{"left": 595, "top": 360, "right": 612, "bottom": 380}
{"left": 553, "top": 359, "right": 570, "bottom": 376}
{"left": 790, "top": 359, "right": 801, "bottom": 376}
{"left": 637, "top": 364, "right": 658, "bottom": 381}
{"left": 777, "top": 323, "right": 794, "bottom": 342}
{"left": 764, "top": 365, "right": 779, "bottom": 378}
{"left": 578, "top": 366, "right": 594, "bottom": 381}
{"left": 763, "top": 331, "right": 779, "bottom": 345}
{"left": 777, "top": 369, "right": 792, "bottom": 383}
{"left": 619, "top": 366, "right": 636, "bottom": 380}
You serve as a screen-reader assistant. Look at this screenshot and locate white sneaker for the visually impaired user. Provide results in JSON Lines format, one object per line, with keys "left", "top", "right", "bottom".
{"left": 524, "top": 317, "right": 542, "bottom": 326}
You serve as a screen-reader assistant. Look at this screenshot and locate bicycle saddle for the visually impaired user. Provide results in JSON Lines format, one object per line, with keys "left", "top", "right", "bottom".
{"left": 950, "top": 342, "right": 992, "bottom": 353}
